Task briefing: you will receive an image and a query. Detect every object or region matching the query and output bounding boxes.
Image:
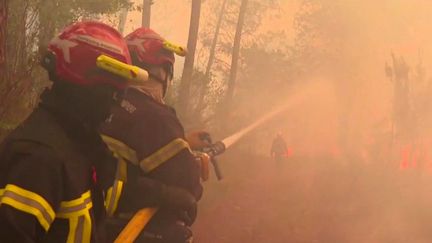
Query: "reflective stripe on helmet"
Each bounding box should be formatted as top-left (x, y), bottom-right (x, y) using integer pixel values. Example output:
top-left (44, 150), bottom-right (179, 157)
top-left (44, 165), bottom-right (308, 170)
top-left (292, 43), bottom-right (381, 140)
top-left (74, 35), bottom-right (124, 55)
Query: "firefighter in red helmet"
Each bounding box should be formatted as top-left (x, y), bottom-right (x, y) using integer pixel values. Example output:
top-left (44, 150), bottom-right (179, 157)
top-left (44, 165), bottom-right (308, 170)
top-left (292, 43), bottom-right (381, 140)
top-left (101, 28), bottom-right (209, 243)
top-left (0, 21), bottom-right (144, 243)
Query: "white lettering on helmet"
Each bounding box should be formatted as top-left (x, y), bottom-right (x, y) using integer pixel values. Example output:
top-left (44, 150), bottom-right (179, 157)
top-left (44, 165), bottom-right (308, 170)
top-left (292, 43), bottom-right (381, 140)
top-left (73, 35), bottom-right (124, 55)
top-left (50, 36), bottom-right (78, 63)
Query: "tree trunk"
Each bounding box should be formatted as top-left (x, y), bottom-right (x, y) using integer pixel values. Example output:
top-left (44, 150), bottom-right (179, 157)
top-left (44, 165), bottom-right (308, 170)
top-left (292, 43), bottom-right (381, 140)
top-left (178, 0), bottom-right (202, 118)
top-left (195, 0), bottom-right (228, 112)
top-left (37, 2), bottom-right (56, 59)
top-left (225, 0), bottom-right (248, 106)
top-left (118, 6), bottom-right (129, 34)
top-left (0, 0), bottom-right (7, 69)
top-left (142, 0), bottom-right (151, 28)
top-left (205, 0), bottom-right (227, 78)
top-left (0, 0), bottom-right (28, 123)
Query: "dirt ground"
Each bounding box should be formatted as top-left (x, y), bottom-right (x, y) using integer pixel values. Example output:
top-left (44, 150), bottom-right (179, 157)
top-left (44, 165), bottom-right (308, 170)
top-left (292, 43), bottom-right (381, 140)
top-left (193, 150), bottom-right (432, 243)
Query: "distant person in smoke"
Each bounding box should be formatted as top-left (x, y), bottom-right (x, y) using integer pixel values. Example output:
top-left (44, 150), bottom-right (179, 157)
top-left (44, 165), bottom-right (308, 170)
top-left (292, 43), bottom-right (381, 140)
top-left (271, 132), bottom-right (289, 163)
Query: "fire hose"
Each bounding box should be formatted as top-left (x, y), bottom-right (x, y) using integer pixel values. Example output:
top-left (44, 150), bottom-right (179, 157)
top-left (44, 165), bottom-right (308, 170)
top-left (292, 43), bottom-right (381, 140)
top-left (115, 102), bottom-right (293, 242)
top-left (113, 140), bottom-right (225, 243)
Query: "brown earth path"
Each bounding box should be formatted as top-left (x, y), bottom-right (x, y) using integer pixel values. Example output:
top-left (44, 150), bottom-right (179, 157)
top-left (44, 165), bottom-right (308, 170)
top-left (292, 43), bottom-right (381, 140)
top-left (193, 151), bottom-right (432, 243)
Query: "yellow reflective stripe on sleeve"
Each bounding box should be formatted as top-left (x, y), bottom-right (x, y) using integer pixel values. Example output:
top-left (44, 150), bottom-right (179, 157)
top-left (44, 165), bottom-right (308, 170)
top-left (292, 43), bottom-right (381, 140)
top-left (64, 214), bottom-right (91, 243)
top-left (57, 191), bottom-right (93, 243)
top-left (57, 190), bottom-right (92, 217)
top-left (105, 157), bottom-right (127, 217)
top-left (140, 138), bottom-right (191, 173)
top-left (101, 135), bottom-right (138, 164)
top-left (0, 184), bottom-right (55, 231)
top-left (67, 216), bottom-right (79, 243)
top-left (115, 158), bottom-right (128, 182)
top-left (82, 213), bottom-right (92, 243)
top-left (105, 180), bottom-right (124, 217)
top-left (105, 186), bottom-right (113, 212)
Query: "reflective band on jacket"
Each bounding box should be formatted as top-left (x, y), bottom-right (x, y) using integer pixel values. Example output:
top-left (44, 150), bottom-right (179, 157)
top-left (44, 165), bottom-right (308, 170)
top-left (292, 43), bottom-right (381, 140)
top-left (101, 135), bottom-right (138, 164)
top-left (140, 138), bottom-right (191, 173)
top-left (105, 179), bottom-right (124, 217)
top-left (0, 184), bottom-right (56, 231)
top-left (105, 156), bottom-right (127, 217)
top-left (101, 135), bottom-right (130, 216)
top-left (102, 135), bottom-right (191, 173)
top-left (57, 191), bottom-right (93, 243)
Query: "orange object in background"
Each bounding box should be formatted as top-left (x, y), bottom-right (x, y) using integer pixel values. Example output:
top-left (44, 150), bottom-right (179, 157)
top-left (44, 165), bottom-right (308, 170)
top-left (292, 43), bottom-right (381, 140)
top-left (284, 147), bottom-right (293, 157)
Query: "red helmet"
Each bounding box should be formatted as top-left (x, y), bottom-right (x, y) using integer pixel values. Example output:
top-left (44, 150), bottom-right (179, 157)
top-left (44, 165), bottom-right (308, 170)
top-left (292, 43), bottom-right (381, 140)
top-left (43, 21), bottom-right (132, 90)
top-left (125, 28), bottom-right (175, 66)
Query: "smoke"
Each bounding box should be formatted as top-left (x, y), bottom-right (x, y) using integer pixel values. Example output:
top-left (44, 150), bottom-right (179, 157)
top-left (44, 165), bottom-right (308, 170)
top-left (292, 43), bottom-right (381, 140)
top-left (227, 0), bottom-right (432, 164)
top-left (109, 0), bottom-right (432, 241)
top-left (194, 1), bottom-right (432, 242)
top-left (221, 80), bottom-right (331, 148)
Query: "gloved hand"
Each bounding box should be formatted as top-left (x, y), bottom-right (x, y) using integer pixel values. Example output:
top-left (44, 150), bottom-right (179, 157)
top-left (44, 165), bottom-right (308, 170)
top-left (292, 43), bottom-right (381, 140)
top-left (158, 184), bottom-right (198, 225)
top-left (185, 130), bottom-right (211, 150)
top-left (158, 185), bottom-right (196, 210)
top-left (177, 205), bottom-right (197, 226)
top-left (194, 152), bottom-right (210, 181)
top-left (135, 177), bottom-right (198, 225)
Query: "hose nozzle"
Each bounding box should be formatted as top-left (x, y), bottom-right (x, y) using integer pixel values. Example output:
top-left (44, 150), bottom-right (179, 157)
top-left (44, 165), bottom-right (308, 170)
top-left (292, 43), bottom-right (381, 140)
top-left (201, 141), bottom-right (225, 180)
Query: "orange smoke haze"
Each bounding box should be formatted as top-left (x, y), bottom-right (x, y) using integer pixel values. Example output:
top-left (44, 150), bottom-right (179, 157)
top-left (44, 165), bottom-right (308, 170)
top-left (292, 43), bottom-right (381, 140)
top-left (105, 1), bottom-right (432, 242)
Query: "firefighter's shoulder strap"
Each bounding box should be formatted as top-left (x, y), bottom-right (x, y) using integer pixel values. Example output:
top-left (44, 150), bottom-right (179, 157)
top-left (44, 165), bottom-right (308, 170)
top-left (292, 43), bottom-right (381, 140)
top-left (139, 138), bottom-right (191, 173)
top-left (101, 134), bottom-right (191, 174)
top-left (105, 157), bottom-right (127, 217)
top-left (101, 135), bottom-right (138, 165)
top-left (102, 135), bottom-right (191, 241)
top-left (113, 138), bottom-right (191, 242)
top-left (100, 135), bottom-right (132, 216)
